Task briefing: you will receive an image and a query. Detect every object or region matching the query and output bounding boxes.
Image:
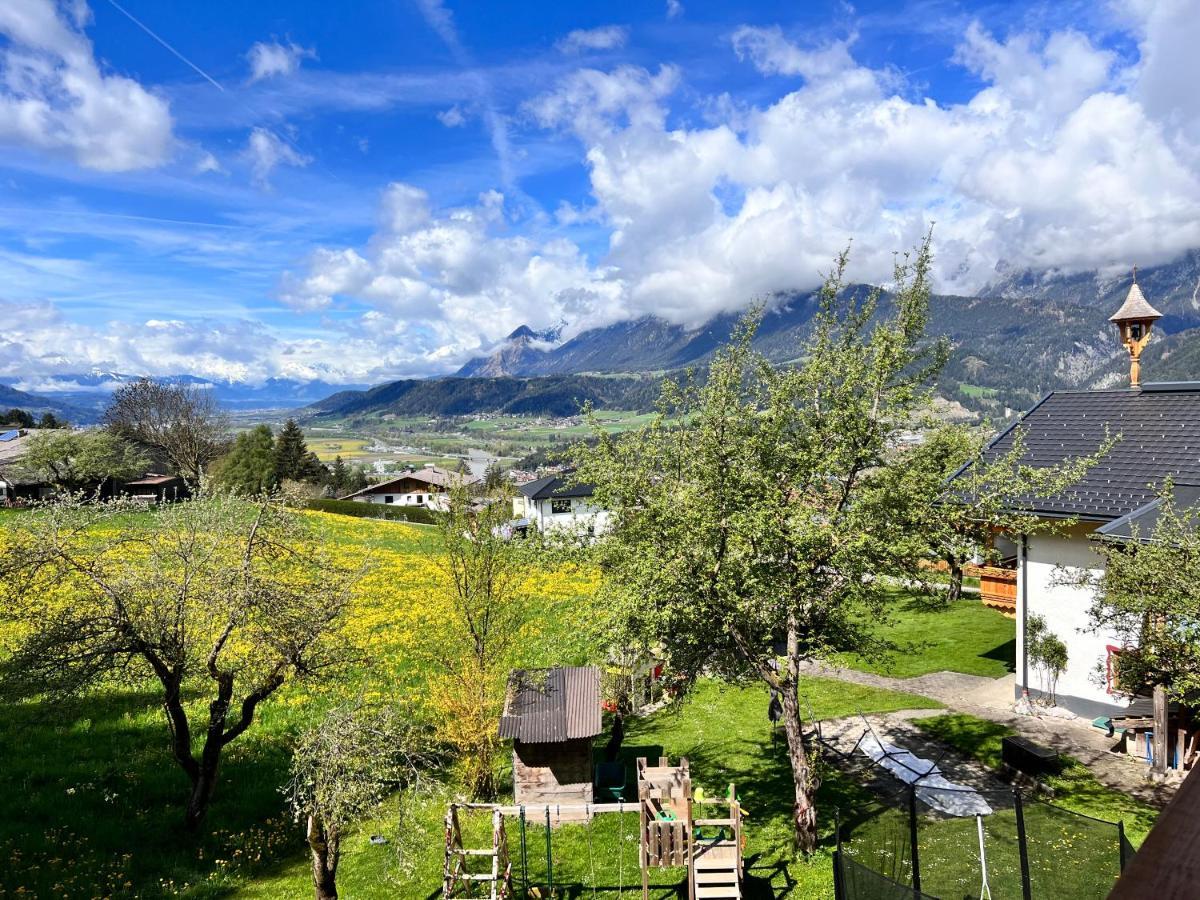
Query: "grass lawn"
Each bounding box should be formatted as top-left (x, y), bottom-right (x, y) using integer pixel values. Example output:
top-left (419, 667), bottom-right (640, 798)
top-left (837, 595), bottom-right (1016, 679)
top-left (235, 677), bottom-right (945, 899)
top-left (305, 436), bottom-right (371, 461)
top-left (0, 672), bottom-right (941, 899)
top-left (914, 714), bottom-right (1158, 843)
top-left (959, 383), bottom-right (999, 399)
top-left (1, 509), bottom-right (1128, 900)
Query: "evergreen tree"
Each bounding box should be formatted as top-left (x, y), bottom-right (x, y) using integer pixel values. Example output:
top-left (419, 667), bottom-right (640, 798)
top-left (38, 412), bottom-right (64, 429)
top-left (346, 465), bottom-right (369, 493)
top-left (273, 419), bottom-right (327, 483)
top-left (273, 419), bottom-right (309, 481)
top-left (3, 409), bottom-right (33, 428)
top-left (329, 456), bottom-right (349, 494)
top-left (213, 425), bottom-right (277, 495)
top-left (484, 459), bottom-right (504, 490)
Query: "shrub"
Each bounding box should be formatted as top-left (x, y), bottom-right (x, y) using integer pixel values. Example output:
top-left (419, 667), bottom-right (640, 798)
top-left (305, 497), bottom-right (441, 524)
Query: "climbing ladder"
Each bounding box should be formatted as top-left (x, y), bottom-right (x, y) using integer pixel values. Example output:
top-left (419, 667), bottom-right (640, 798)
top-left (637, 756), bottom-right (743, 900)
top-left (443, 805), bottom-right (512, 900)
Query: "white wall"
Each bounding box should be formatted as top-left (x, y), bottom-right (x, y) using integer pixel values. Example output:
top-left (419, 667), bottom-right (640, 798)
top-left (355, 489), bottom-right (447, 510)
top-left (1019, 526), bottom-right (1131, 717)
top-left (510, 493), bottom-right (612, 537)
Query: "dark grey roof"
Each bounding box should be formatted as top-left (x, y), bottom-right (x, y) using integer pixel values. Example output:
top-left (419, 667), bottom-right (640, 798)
top-left (498, 666), bottom-right (602, 743)
top-left (965, 384), bottom-right (1200, 520)
top-left (518, 475), bottom-right (595, 500)
top-left (1095, 483), bottom-right (1200, 541)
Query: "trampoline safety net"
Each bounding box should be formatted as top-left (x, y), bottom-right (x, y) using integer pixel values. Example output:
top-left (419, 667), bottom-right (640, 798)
top-left (835, 788), bottom-right (1134, 900)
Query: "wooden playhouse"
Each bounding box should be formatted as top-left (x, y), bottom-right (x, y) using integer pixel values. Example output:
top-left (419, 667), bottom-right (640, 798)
top-left (498, 666), bottom-right (603, 823)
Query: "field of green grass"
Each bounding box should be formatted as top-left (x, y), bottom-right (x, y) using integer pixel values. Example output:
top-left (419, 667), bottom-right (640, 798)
top-left (959, 383), bottom-right (1000, 399)
top-left (0, 511), bottom-right (1147, 899)
top-left (306, 435), bottom-right (371, 461)
top-left (837, 595), bottom-right (1016, 678)
top-left (312, 410), bottom-right (660, 464)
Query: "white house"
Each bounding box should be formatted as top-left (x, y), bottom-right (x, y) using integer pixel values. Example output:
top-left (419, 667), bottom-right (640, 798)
top-left (341, 464), bottom-right (478, 511)
top-left (512, 475), bottom-right (610, 537)
top-left (957, 278), bottom-right (1200, 721)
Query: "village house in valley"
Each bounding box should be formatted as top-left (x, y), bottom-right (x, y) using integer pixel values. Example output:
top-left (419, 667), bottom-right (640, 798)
top-left (512, 474), bottom-right (610, 536)
top-left (957, 277), bottom-right (1199, 764)
top-left (341, 463), bottom-right (479, 510)
top-left (0, 428), bottom-right (188, 504)
top-left (0, 429), bottom-right (53, 502)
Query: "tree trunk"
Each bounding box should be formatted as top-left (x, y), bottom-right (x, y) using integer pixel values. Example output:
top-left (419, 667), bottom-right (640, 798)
top-left (185, 686), bottom-right (232, 830)
top-left (780, 676), bottom-right (819, 853)
top-left (946, 556), bottom-right (964, 604)
top-left (184, 764), bottom-right (220, 831)
top-left (307, 815), bottom-right (340, 900)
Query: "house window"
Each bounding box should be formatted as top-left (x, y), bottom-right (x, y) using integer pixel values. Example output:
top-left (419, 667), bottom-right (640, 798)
top-left (384, 496), bottom-right (394, 504)
top-left (1105, 645), bottom-right (1124, 694)
top-left (416, 494), bottom-right (424, 504)
top-left (551, 498), bottom-right (571, 514)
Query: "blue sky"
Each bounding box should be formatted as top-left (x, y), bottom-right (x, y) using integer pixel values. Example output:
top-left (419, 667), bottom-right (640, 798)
top-left (0, 0), bottom-right (1197, 385)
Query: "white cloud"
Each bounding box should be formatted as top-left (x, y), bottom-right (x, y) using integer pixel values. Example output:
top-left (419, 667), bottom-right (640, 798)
top-left (246, 39), bottom-right (316, 82)
top-left (0, 0), bottom-right (174, 171)
top-left (556, 25), bottom-right (629, 55)
top-left (242, 127), bottom-right (311, 187)
top-left (11, 9), bottom-right (1200, 385)
top-left (438, 105), bottom-right (467, 127)
top-left (277, 13), bottom-right (1200, 371)
top-left (279, 185), bottom-right (626, 366)
top-left (195, 151), bottom-right (222, 174)
top-left (666, 0), bottom-right (683, 19)
top-left (730, 25), bottom-right (856, 80)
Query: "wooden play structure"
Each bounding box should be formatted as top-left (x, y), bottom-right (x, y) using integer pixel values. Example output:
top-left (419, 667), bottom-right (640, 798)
top-left (1111, 710), bottom-right (1199, 772)
top-left (441, 756), bottom-right (744, 899)
top-left (444, 805), bottom-right (513, 900)
top-left (498, 666), bottom-right (604, 823)
top-left (637, 756), bottom-right (743, 900)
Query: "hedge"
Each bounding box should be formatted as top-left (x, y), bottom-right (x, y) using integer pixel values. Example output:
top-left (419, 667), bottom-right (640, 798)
top-left (305, 497), bottom-right (442, 525)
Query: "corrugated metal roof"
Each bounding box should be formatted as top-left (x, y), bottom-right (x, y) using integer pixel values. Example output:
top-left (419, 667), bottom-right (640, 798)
top-left (960, 386), bottom-right (1200, 520)
top-left (498, 666), bottom-right (602, 743)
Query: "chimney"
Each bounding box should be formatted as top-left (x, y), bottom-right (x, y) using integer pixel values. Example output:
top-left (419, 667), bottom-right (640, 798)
top-left (1109, 268), bottom-right (1162, 388)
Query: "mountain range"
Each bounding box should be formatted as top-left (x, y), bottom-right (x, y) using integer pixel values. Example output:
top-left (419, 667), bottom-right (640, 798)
top-left (7, 253), bottom-right (1200, 425)
top-left (437, 251), bottom-right (1200, 419)
top-left (0, 373), bottom-right (371, 422)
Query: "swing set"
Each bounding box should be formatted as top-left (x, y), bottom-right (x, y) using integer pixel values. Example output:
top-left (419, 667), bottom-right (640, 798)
top-left (443, 756), bottom-right (746, 900)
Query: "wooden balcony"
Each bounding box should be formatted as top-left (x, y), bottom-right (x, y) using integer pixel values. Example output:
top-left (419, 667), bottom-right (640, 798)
top-left (964, 563), bottom-right (1017, 616)
top-left (1108, 766), bottom-right (1198, 898)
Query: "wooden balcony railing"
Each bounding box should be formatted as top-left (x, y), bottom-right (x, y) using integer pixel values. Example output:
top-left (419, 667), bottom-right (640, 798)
top-left (964, 563), bottom-right (1017, 616)
top-left (1108, 766), bottom-right (1199, 898)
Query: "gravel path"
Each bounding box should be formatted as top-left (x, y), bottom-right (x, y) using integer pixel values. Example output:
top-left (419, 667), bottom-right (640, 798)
top-left (802, 661), bottom-right (1181, 809)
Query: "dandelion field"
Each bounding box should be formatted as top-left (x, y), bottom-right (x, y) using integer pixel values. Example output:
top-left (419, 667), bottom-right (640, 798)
top-left (0, 510), bottom-right (600, 898)
top-left (0, 510), bottom-right (1155, 898)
